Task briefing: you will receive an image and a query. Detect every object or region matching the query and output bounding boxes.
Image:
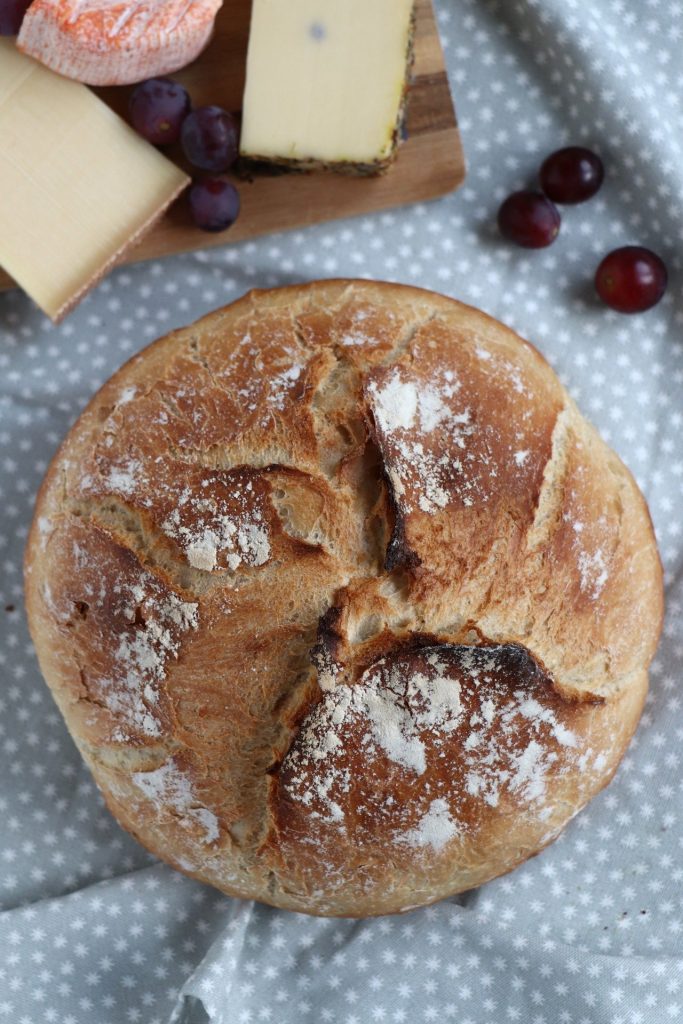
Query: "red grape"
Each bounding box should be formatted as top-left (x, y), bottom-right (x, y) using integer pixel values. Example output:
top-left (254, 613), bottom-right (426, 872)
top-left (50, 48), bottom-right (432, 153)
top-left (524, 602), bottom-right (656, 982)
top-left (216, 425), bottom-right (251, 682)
top-left (595, 246), bottom-right (667, 314)
top-left (129, 78), bottom-right (191, 146)
top-left (181, 107), bottom-right (239, 173)
top-left (189, 178), bottom-right (240, 232)
top-left (0, 0), bottom-right (31, 34)
top-left (497, 191), bottom-right (561, 248)
top-left (540, 146), bottom-right (604, 204)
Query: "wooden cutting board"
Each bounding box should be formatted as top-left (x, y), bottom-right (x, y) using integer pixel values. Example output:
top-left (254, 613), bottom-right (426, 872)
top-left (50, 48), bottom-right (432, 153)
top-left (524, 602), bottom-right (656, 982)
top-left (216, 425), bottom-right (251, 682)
top-left (0, 0), bottom-right (464, 294)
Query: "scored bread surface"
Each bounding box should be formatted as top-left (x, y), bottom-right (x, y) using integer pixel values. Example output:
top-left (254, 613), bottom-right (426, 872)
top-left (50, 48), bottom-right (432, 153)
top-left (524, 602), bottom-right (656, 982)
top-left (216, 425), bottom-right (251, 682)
top-left (24, 280), bottom-right (663, 917)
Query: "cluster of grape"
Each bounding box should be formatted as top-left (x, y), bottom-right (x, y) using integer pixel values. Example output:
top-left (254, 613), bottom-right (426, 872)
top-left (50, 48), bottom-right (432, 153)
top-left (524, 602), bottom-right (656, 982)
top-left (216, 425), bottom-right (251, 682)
top-left (129, 78), bottom-right (240, 233)
top-left (497, 147), bottom-right (667, 314)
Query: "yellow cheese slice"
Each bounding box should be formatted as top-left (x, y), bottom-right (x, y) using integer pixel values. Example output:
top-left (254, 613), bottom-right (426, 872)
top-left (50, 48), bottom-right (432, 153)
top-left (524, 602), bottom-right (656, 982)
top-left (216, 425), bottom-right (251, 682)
top-left (240, 0), bottom-right (415, 170)
top-left (0, 42), bottom-right (189, 322)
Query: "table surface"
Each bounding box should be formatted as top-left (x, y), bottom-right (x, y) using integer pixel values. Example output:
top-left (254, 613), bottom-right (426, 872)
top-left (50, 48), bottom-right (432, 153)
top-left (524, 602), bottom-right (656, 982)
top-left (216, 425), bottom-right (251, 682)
top-left (2, 1), bottom-right (683, 1022)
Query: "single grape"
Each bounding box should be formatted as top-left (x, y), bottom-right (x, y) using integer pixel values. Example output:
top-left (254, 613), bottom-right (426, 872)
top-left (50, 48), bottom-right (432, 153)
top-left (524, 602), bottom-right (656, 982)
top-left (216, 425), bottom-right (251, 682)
top-left (181, 107), bottom-right (239, 173)
top-left (0, 0), bottom-right (31, 34)
top-left (129, 78), bottom-right (191, 146)
top-left (595, 246), bottom-right (667, 314)
top-left (497, 191), bottom-right (561, 248)
top-left (189, 178), bottom-right (240, 232)
top-left (540, 146), bottom-right (604, 204)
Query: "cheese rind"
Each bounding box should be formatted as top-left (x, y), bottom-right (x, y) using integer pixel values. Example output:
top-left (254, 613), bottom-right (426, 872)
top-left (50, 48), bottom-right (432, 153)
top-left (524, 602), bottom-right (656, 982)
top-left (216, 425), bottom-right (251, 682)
top-left (17, 0), bottom-right (223, 87)
top-left (240, 0), bottom-right (415, 172)
top-left (0, 42), bottom-right (189, 321)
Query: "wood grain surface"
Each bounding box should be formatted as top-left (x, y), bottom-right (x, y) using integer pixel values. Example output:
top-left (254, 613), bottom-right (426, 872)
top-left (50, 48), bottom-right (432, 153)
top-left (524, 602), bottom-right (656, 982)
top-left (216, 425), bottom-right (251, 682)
top-left (0, 0), bottom-right (464, 294)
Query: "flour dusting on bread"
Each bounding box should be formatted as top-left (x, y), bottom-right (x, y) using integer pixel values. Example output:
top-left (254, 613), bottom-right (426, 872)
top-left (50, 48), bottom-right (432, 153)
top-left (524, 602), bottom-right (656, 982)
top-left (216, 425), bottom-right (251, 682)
top-left (280, 643), bottom-right (584, 857)
top-left (108, 576), bottom-right (198, 740)
top-left (132, 759), bottom-right (219, 844)
top-left (161, 484), bottom-right (271, 573)
top-left (577, 544), bottom-right (610, 600)
top-left (106, 459), bottom-right (142, 496)
top-left (367, 366), bottom-right (484, 513)
top-left (396, 798), bottom-right (458, 851)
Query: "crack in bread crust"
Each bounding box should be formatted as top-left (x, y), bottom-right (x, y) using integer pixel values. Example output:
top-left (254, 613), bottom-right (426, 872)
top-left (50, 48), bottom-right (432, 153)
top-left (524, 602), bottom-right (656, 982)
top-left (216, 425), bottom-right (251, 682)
top-left (526, 405), bottom-right (573, 552)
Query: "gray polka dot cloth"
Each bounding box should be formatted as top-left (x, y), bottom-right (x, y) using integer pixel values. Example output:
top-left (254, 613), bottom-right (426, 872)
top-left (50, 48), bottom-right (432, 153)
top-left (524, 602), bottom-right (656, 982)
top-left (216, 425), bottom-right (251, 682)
top-left (2, 1), bottom-right (682, 1021)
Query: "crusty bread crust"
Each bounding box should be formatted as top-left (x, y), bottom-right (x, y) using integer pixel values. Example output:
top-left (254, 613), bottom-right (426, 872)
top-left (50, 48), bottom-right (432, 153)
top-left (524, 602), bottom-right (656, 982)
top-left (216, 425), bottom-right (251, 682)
top-left (24, 280), bottom-right (663, 916)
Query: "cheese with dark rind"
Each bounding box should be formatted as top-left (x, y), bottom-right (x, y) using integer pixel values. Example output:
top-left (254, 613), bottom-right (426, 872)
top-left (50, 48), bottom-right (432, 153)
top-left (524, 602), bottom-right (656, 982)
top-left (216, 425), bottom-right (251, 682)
top-left (240, 0), bottom-right (415, 175)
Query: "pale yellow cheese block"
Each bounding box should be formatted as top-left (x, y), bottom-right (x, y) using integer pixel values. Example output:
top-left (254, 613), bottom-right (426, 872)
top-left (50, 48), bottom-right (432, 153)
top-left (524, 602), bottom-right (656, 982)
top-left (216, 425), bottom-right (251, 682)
top-left (240, 0), bottom-right (415, 169)
top-left (0, 42), bottom-right (189, 321)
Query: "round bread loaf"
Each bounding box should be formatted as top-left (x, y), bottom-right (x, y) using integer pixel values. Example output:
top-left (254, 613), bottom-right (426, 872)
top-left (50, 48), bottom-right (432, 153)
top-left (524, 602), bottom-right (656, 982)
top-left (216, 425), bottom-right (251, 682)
top-left (24, 280), bottom-right (663, 917)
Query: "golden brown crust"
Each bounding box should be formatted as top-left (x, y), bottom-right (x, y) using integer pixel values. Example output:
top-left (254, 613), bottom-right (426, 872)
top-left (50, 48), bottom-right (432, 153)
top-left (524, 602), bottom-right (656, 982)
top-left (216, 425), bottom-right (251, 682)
top-left (24, 280), bottom-right (663, 916)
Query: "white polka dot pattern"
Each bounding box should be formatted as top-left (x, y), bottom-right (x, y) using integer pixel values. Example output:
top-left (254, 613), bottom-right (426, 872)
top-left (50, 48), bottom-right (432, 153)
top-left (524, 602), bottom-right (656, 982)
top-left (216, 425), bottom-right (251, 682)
top-left (2, 1), bottom-right (683, 1021)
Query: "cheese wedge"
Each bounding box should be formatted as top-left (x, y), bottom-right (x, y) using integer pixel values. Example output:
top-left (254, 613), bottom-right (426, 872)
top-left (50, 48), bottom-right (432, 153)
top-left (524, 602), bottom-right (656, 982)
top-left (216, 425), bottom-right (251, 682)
top-left (17, 0), bottom-right (223, 86)
top-left (240, 0), bottom-right (415, 174)
top-left (0, 43), bottom-right (188, 322)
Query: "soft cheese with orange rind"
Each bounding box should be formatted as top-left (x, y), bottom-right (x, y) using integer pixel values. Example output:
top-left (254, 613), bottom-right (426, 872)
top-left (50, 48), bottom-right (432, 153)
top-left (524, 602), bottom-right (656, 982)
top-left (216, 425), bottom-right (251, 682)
top-left (17, 0), bottom-right (222, 86)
